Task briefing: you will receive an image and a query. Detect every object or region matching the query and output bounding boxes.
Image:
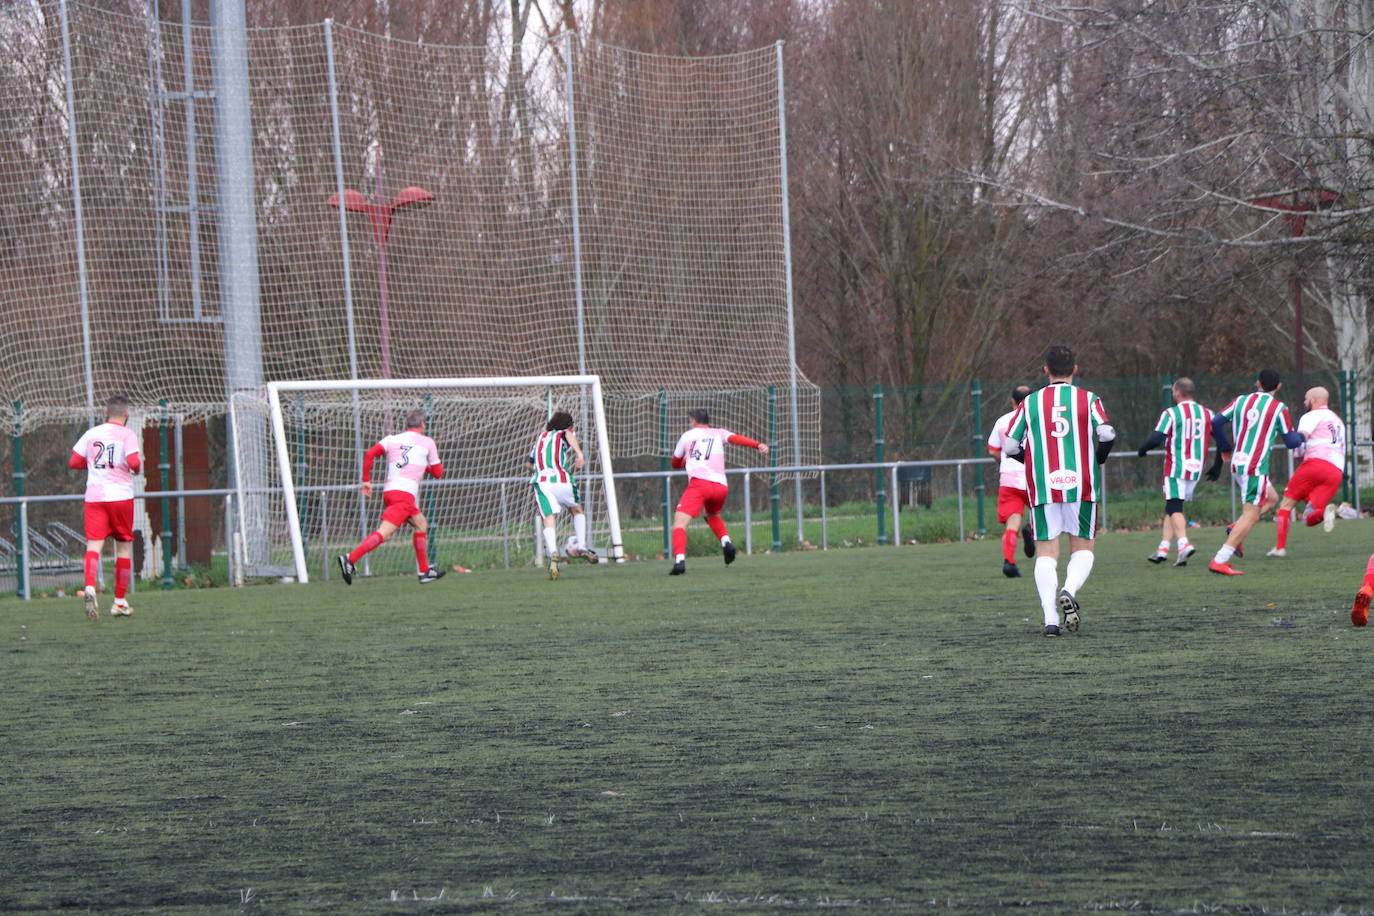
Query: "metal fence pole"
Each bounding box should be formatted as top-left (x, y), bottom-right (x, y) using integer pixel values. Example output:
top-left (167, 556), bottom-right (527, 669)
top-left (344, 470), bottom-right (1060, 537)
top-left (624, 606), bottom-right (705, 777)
top-left (743, 474), bottom-right (753, 555)
top-left (58, 0), bottom-right (95, 419)
top-left (775, 42), bottom-right (804, 543)
top-left (769, 386), bottom-right (781, 551)
top-left (957, 463), bottom-right (965, 542)
top-left (890, 465), bottom-right (900, 546)
top-left (12, 401), bottom-right (24, 598)
top-left (159, 400), bottom-right (173, 588)
top-left (660, 389), bottom-right (670, 556)
top-left (875, 384), bottom-right (886, 545)
top-left (19, 500), bottom-right (31, 601)
top-left (971, 380), bottom-right (985, 535)
top-left (819, 469), bottom-right (828, 550)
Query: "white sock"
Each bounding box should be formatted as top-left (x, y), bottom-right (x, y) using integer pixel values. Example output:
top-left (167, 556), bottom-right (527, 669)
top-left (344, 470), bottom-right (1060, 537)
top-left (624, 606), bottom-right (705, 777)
top-left (1214, 544), bottom-right (1235, 564)
top-left (542, 527), bottom-right (559, 558)
top-left (675, 553), bottom-right (685, 563)
top-left (1177, 536), bottom-right (1190, 550)
top-left (1156, 540), bottom-right (1170, 553)
top-left (1034, 556), bottom-right (1059, 626)
top-left (572, 513), bottom-right (587, 551)
top-left (720, 535), bottom-right (732, 546)
top-left (1063, 549), bottom-right (1094, 595)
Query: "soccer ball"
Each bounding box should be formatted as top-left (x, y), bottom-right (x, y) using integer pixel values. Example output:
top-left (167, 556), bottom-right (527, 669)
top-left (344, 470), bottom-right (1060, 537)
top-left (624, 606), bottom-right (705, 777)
top-left (563, 535), bottom-right (582, 558)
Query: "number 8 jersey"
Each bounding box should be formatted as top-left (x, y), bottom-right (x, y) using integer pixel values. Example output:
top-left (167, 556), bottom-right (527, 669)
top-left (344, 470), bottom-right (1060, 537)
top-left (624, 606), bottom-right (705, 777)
top-left (1007, 383), bottom-right (1111, 506)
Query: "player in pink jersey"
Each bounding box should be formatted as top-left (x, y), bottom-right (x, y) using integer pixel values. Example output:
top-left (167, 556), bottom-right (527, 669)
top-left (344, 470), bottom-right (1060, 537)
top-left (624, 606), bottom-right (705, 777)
top-left (1351, 554), bottom-right (1374, 627)
top-left (986, 384), bottom-right (1035, 578)
top-left (1268, 386), bottom-right (1346, 557)
top-left (337, 409), bottom-right (446, 585)
top-left (667, 408), bottom-right (769, 576)
top-left (69, 394), bottom-right (143, 620)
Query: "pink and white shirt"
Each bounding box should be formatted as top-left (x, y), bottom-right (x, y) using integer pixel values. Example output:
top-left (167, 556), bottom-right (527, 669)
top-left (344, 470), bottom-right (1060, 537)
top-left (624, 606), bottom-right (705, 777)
top-left (987, 409), bottom-right (1027, 491)
top-left (1297, 407), bottom-right (1345, 472)
top-left (378, 430), bottom-right (441, 497)
top-left (72, 422), bottom-right (142, 502)
top-left (673, 426), bottom-right (735, 486)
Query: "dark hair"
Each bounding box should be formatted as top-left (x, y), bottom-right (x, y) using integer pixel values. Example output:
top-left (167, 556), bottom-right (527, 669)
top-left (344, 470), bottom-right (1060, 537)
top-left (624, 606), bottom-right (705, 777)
top-left (546, 411), bottom-right (574, 431)
top-left (405, 409), bottom-right (426, 429)
top-left (689, 408), bottom-right (711, 425)
top-left (105, 394), bottom-right (130, 419)
top-left (1045, 345), bottom-right (1076, 377)
top-left (1257, 368), bottom-right (1281, 392)
top-left (1173, 377), bottom-right (1195, 398)
top-left (1011, 384), bottom-right (1032, 405)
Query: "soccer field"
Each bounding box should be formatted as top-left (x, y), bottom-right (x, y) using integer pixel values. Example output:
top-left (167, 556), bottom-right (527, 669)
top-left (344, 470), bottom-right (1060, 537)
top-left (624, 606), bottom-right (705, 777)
top-left (3, 523), bottom-right (1372, 912)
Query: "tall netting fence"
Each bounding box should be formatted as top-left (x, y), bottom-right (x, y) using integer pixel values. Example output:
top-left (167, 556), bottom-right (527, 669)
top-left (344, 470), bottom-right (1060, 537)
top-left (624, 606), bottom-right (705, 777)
top-left (0, 3), bottom-right (817, 469)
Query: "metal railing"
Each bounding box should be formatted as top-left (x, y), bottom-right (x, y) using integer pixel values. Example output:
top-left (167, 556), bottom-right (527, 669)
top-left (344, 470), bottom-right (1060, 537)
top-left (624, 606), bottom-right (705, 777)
top-left (2, 444), bottom-right (1367, 599)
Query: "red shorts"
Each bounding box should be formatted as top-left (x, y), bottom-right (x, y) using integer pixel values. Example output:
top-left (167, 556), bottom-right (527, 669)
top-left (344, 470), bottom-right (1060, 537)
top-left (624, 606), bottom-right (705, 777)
top-left (381, 490), bottom-right (423, 527)
top-left (675, 478), bottom-right (728, 519)
top-left (1283, 459), bottom-right (1343, 510)
top-left (997, 486), bottom-right (1031, 524)
top-left (84, 499), bottom-right (135, 542)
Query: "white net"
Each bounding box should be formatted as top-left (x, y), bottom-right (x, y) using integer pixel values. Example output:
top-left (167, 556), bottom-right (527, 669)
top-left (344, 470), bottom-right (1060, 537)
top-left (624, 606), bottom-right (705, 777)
top-left (0, 3), bottom-right (817, 471)
top-left (231, 378), bottom-right (619, 581)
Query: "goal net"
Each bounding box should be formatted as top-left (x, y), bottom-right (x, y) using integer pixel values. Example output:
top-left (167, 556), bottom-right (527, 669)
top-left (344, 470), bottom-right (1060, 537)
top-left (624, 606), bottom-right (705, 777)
top-left (230, 376), bottom-right (624, 584)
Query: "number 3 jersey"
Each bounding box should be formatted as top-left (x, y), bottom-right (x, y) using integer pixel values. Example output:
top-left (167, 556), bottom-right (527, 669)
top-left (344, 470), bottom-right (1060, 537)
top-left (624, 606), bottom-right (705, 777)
top-left (1007, 383), bottom-right (1111, 506)
top-left (71, 422), bottom-right (142, 502)
top-left (1153, 400), bottom-right (1213, 481)
top-left (377, 430), bottom-right (440, 496)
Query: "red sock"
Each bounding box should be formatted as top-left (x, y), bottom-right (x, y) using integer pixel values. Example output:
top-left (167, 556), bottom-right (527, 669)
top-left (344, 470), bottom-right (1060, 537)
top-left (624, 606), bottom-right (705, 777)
top-left (1304, 506), bottom-right (1324, 527)
top-left (671, 527), bottom-right (687, 558)
top-left (1362, 553), bottom-right (1374, 590)
top-left (114, 557), bottom-right (131, 600)
top-left (84, 551), bottom-right (100, 589)
top-left (706, 515), bottom-right (729, 541)
top-left (1001, 528), bottom-right (1018, 564)
top-left (1275, 509), bottom-right (1290, 549)
top-left (413, 532), bottom-right (429, 573)
top-left (349, 531), bottom-right (385, 564)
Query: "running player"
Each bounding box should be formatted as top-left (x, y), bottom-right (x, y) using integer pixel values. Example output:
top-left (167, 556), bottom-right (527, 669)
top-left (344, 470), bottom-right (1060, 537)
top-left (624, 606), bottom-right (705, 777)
top-left (667, 409), bottom-right (769, 576)
top-left (1135, 377), bottom-right (1211, 566)
top-left (1350, 554), bottom-right (1372, 627)
top-left (1268, 386), bottom-right (1345, 557)
top-left (986, 384), bottom-right (1035, 578)
top-left (528, 410), bottom-right (598, 580)
top-left (1004, 345), bottom-right (1116, 637)
top-left (337, 409), bottom-right (446, 585)
top-left (69, 395), bottom-right (142, 620)
top-left (1206, 369), bottom-right (1304, 575)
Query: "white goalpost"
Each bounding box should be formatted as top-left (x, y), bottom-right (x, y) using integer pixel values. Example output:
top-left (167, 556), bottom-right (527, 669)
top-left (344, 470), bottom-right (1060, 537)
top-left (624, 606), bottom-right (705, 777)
top-left (231, 375), bottom-right (624, 584)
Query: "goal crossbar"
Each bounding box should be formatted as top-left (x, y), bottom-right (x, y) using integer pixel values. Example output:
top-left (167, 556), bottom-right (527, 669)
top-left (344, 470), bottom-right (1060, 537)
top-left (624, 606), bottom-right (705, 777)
top-left (264, 375), bottom-right (625, 583)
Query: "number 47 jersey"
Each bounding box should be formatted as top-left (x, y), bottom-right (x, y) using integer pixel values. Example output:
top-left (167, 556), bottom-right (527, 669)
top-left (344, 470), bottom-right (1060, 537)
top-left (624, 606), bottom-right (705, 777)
top-left (1006, 383), bottom-right (1111, 506)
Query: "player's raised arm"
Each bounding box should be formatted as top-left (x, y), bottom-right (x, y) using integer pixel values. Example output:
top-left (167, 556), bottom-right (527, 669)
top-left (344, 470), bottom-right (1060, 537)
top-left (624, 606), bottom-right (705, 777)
top-left (726, 433), bottom-right (768, 455)
top-left (565, 429), bottom-right (586, 471)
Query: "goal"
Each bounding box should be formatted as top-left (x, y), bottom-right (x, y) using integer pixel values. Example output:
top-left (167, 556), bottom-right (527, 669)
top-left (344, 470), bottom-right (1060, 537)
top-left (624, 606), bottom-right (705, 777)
top-left (229, 376), bottom-right (625, 584)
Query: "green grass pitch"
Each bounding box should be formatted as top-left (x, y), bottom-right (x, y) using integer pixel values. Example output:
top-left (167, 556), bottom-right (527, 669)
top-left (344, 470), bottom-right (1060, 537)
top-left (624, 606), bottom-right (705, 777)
top-left (3, 522), bottom-right (1372, 912)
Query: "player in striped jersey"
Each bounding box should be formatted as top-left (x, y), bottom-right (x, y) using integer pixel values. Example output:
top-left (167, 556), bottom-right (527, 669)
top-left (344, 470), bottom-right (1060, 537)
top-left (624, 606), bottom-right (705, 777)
top-left (986, 385), bottom-right (1036, 578)
top-left (527, 410), bottom-right (597, 580)
top-left (1267, 387), bottom-right (1346, 557)
top-left (1004, 346), bottom-right (1116, 637)
top-left (337, 409), bottom-right (446, 585)
top-left (1205, 369), bottom-right (1304, 575)
top-left (1134, 378), bottom-right (1211, 566)
top-left (667, 408), bottom-right (769, 576)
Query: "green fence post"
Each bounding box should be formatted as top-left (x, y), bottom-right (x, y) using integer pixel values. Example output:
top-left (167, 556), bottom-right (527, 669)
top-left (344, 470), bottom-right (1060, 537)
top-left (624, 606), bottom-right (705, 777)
top-left (1341, 369), bottom-right (1354, 504)
top-left (875, 383), bottom-right (887, 545)
top-left (660, 389), bottom-right (671, 557)
top-left (971, 380), bottom-right (985, 536)
top-left (423, 392), bottom-right (435, 566)
top-left (12, 401), bottom-right (24, 599)
top-left (159, 400), bottom-right (173, 589)
top-left (769, 386), bottom-right (781, 551)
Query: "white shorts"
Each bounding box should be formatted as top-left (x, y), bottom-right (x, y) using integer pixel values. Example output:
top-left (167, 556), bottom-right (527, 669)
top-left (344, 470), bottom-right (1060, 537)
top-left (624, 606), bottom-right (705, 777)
top-left (1029, 501), bottom-right (1097, 541)
top-left (1162, 477), bottom-right (1198, 501)
top-left (533, 479), bottom-right (580, 516)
